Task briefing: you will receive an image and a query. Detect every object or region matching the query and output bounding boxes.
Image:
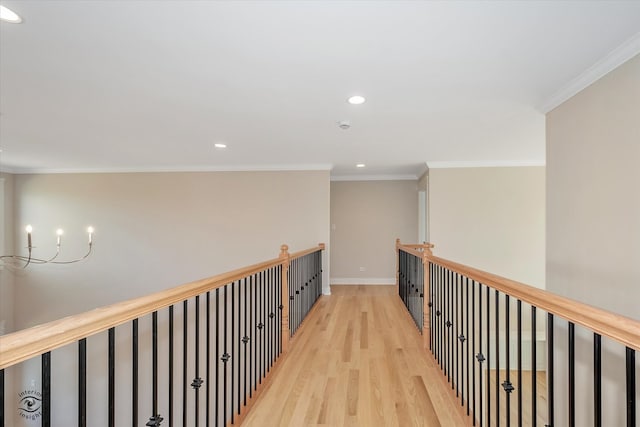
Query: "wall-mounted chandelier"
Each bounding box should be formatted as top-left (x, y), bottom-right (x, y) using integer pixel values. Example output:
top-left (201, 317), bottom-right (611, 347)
top-left (0, 225), bottom-right (94, 269)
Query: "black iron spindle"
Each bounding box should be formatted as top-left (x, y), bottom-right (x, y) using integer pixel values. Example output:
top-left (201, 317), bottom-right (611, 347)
top-left (547, 313), bottom-right (554, 426)
top-left (593, 333), bottom-right (601, 427)
top-left (183, 300), bottom-right (188, 427)
top-left (466, 276), bottom-right (470, 416)
top-left (108, 328), bottom-right (115, 427)
top-left (0, 369), bottom-right (4, 427)
top-left (231, 282), bottom-right (235, 424)
top-left (79, 339), bottom-right (87, 427)
top-left (132, 320), bottom-right (138, 427)
top-left (169, 305), bottom-right (174, 427)
top-left (206, 292), bottom-right (211, 427)
top-left (626, 347), bottom-right (636, 427)
top-left (148, 311), bottom-right (161, 427)
top-left (486, 285), bottom-right (491, 427)
top-left (456, 272), bottom-right (460, 397)
top-left (478, 282), bottom-right (483, 427)
top-left (531, 306), bottom-right (537, 427)
top-left (223, 286), bottom-right (228, 425)
top-left (243, 277), bottom-right (248, 408)
top-left (215, 289), bottom-right (220, 427)
top-left (495, 290), bottom-right (500, 427)
top-left (194, 295), bottom-right (201, 426)
top-left (568, 321), bottom-right (575, 427)
top-left (504, 296), bottom-right (512, 427)
top-left (517, 300), bottom-right (522, 427)
top-left (472, 279), bottom-right (477, 427)
top-left (42, 351), bottom-right (51, 427)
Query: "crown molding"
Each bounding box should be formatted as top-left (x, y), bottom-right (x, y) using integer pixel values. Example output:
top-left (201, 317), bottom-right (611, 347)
top-left (330, 174), bottom-right (418, 182)
top-left (1, 164), bottom-right (334, 175)
top-left (540, 31), bottom-right (640, 113)
top-left (427, 160), bottom-right (545, 169)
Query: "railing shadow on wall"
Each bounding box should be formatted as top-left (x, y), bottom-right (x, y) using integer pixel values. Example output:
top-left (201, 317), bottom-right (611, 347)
top-left (0, 243), bottom-right (324, 427)
top-left (396, 239), bottom-right (639, 427)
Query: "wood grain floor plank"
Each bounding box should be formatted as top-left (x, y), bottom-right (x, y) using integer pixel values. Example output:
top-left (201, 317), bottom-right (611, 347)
top-left (241, 285), bottom-right (470, 427)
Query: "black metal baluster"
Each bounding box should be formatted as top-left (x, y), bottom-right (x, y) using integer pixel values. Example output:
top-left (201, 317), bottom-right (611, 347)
top-left (495, 290), bottom-right (500, 427)
top-left (222, 286), bottom-right (229, 425)
top-left (231, 283), bottom-right (235, 424)
top-left (447, 269), bottom-right (452, 384)
top-left (250, 274), bottom-right (255, 396)
top-left (547, 313), bottom-right (554, 426)
top-left (42, 351), bottom-right (51, 427)
top-left (215, 289), bottom-right (220, 427)
top-left (243, 277), bottom-right (248, 408)
top-left (108, 328), bottom-right (115, 427)
top-left (132, 319), bottom-right (138, 427)
top-left (429, 263), bottom-right (434, 352)
top-left (268, 268), bottom-right (273, 371)
top-left (456, 272), bottom-right (460, 397)
top-left (147, 311), bottom-right (162, 427)
top-left (0, 369), bottom-right (4, 427)
top-left (472, 279), bottom-right (477, 426)
top-left (194, 295), bottom-right (201, 427)
top-left (183, 300), bottom-right (188, 427)
top-left (593, 333), bottom-right (601, 427)
top-left (79, 339), bottom-right (87, 427)
top-left (531, 306), bottom-right (537, 427)
top-left (258, 272), bottom-right (263, 384)
top-left (568, 322), bottom-right (575, 427)
top-left (263, 270), bottom-right (267, 379)
top-left (486, 285), bottom-right (491, 427)
top-left (478, 282), bottom-right (483, 427)
top-left (236, 281), bottom-right (241, 416)
top-left (626, 347), bottom-right (636, 427)
top-left (169, 305), bottom-right (174, 427)
top-left (517, 301), bottom-right (522, 427)
top-left (206, 292), bottom-right (211, 427)
top-left (503, 296), bottom-right (512, 427)
top-left (466, 276), bottom-right (470, 416)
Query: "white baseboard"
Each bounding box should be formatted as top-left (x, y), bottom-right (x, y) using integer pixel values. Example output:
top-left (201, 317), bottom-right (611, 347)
top-left (330, 277), bottom-right (396, 285)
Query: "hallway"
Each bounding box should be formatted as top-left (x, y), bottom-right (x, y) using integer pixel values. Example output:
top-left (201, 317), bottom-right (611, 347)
top-left (242, 285), bottom-right (469, 426)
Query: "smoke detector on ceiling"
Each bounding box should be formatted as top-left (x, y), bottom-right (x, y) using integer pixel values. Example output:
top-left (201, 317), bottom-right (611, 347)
top-left (338, 120), bottom-right (351, 130)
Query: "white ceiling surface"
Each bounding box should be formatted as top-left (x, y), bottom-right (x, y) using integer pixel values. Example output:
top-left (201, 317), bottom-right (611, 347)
top-left (1, 1), bottom-right (640, 178)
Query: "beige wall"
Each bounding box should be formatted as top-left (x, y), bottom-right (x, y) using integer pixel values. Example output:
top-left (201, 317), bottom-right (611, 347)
top-left (547, 54), bottom-right (640, 318)
top-left (330, 180), bottom-right (418, 283)
top-left (429, 166), bottom-right (546, 288)
top-left (0, 173), bottom-right (15, 335)
top-left (547, 55), bottom-right (640, 426)
top-left (11, 170), bottom-right (330, 330)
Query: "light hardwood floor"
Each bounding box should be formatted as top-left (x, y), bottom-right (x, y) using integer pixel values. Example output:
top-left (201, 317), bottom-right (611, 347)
top-left (241, 285), bottom-right (470, 427)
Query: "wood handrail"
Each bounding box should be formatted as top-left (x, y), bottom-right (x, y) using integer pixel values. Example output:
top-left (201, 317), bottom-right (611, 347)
top-left (398, 246), bottom-right (425, 259)
top-left (0, 245), bottom-right (325, 369)
top-left (290, 243), bottom-right (325, 261)
top-left (425, 254), bottom-right (640, 352)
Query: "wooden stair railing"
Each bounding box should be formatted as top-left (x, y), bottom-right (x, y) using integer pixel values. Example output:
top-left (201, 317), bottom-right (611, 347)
top-left (0, 243), bottom-right (324, 426)
top-left (397, 239), bottom-right (639, 427)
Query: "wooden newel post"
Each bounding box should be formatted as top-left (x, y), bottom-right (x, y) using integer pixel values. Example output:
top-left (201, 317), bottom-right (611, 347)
top-left (422, 243), bottom-right (433, 349)
top-left (395, 238), bottom-right (401, 289)
top-left (280, 244), bottom-right (291, 353)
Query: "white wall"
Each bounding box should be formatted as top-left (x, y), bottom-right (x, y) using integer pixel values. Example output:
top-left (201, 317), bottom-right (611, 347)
top-left (429, 166), bottom-right (546, 288)
top-left (330, 180), bottom-right (418, 284)
top-left (547, 54), bottom-right (640, 426)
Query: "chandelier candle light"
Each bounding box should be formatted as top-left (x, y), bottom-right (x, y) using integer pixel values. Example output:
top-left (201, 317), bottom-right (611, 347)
top-left (0, 225), bottom-right (95, 269)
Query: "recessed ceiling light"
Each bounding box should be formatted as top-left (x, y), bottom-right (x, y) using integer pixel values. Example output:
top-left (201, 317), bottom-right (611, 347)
top-left (214, 143), bottom-right (227, 149)
top-left (347, 95), bottom-right (366, 105)
top-left (0, 5), bottom-right (23, 23)
top-left (356, 163), bottom-right (366, 168)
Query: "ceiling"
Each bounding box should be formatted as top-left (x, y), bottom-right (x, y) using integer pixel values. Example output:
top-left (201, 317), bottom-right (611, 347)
top-left (1, 1), bottom-right (639, 179)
